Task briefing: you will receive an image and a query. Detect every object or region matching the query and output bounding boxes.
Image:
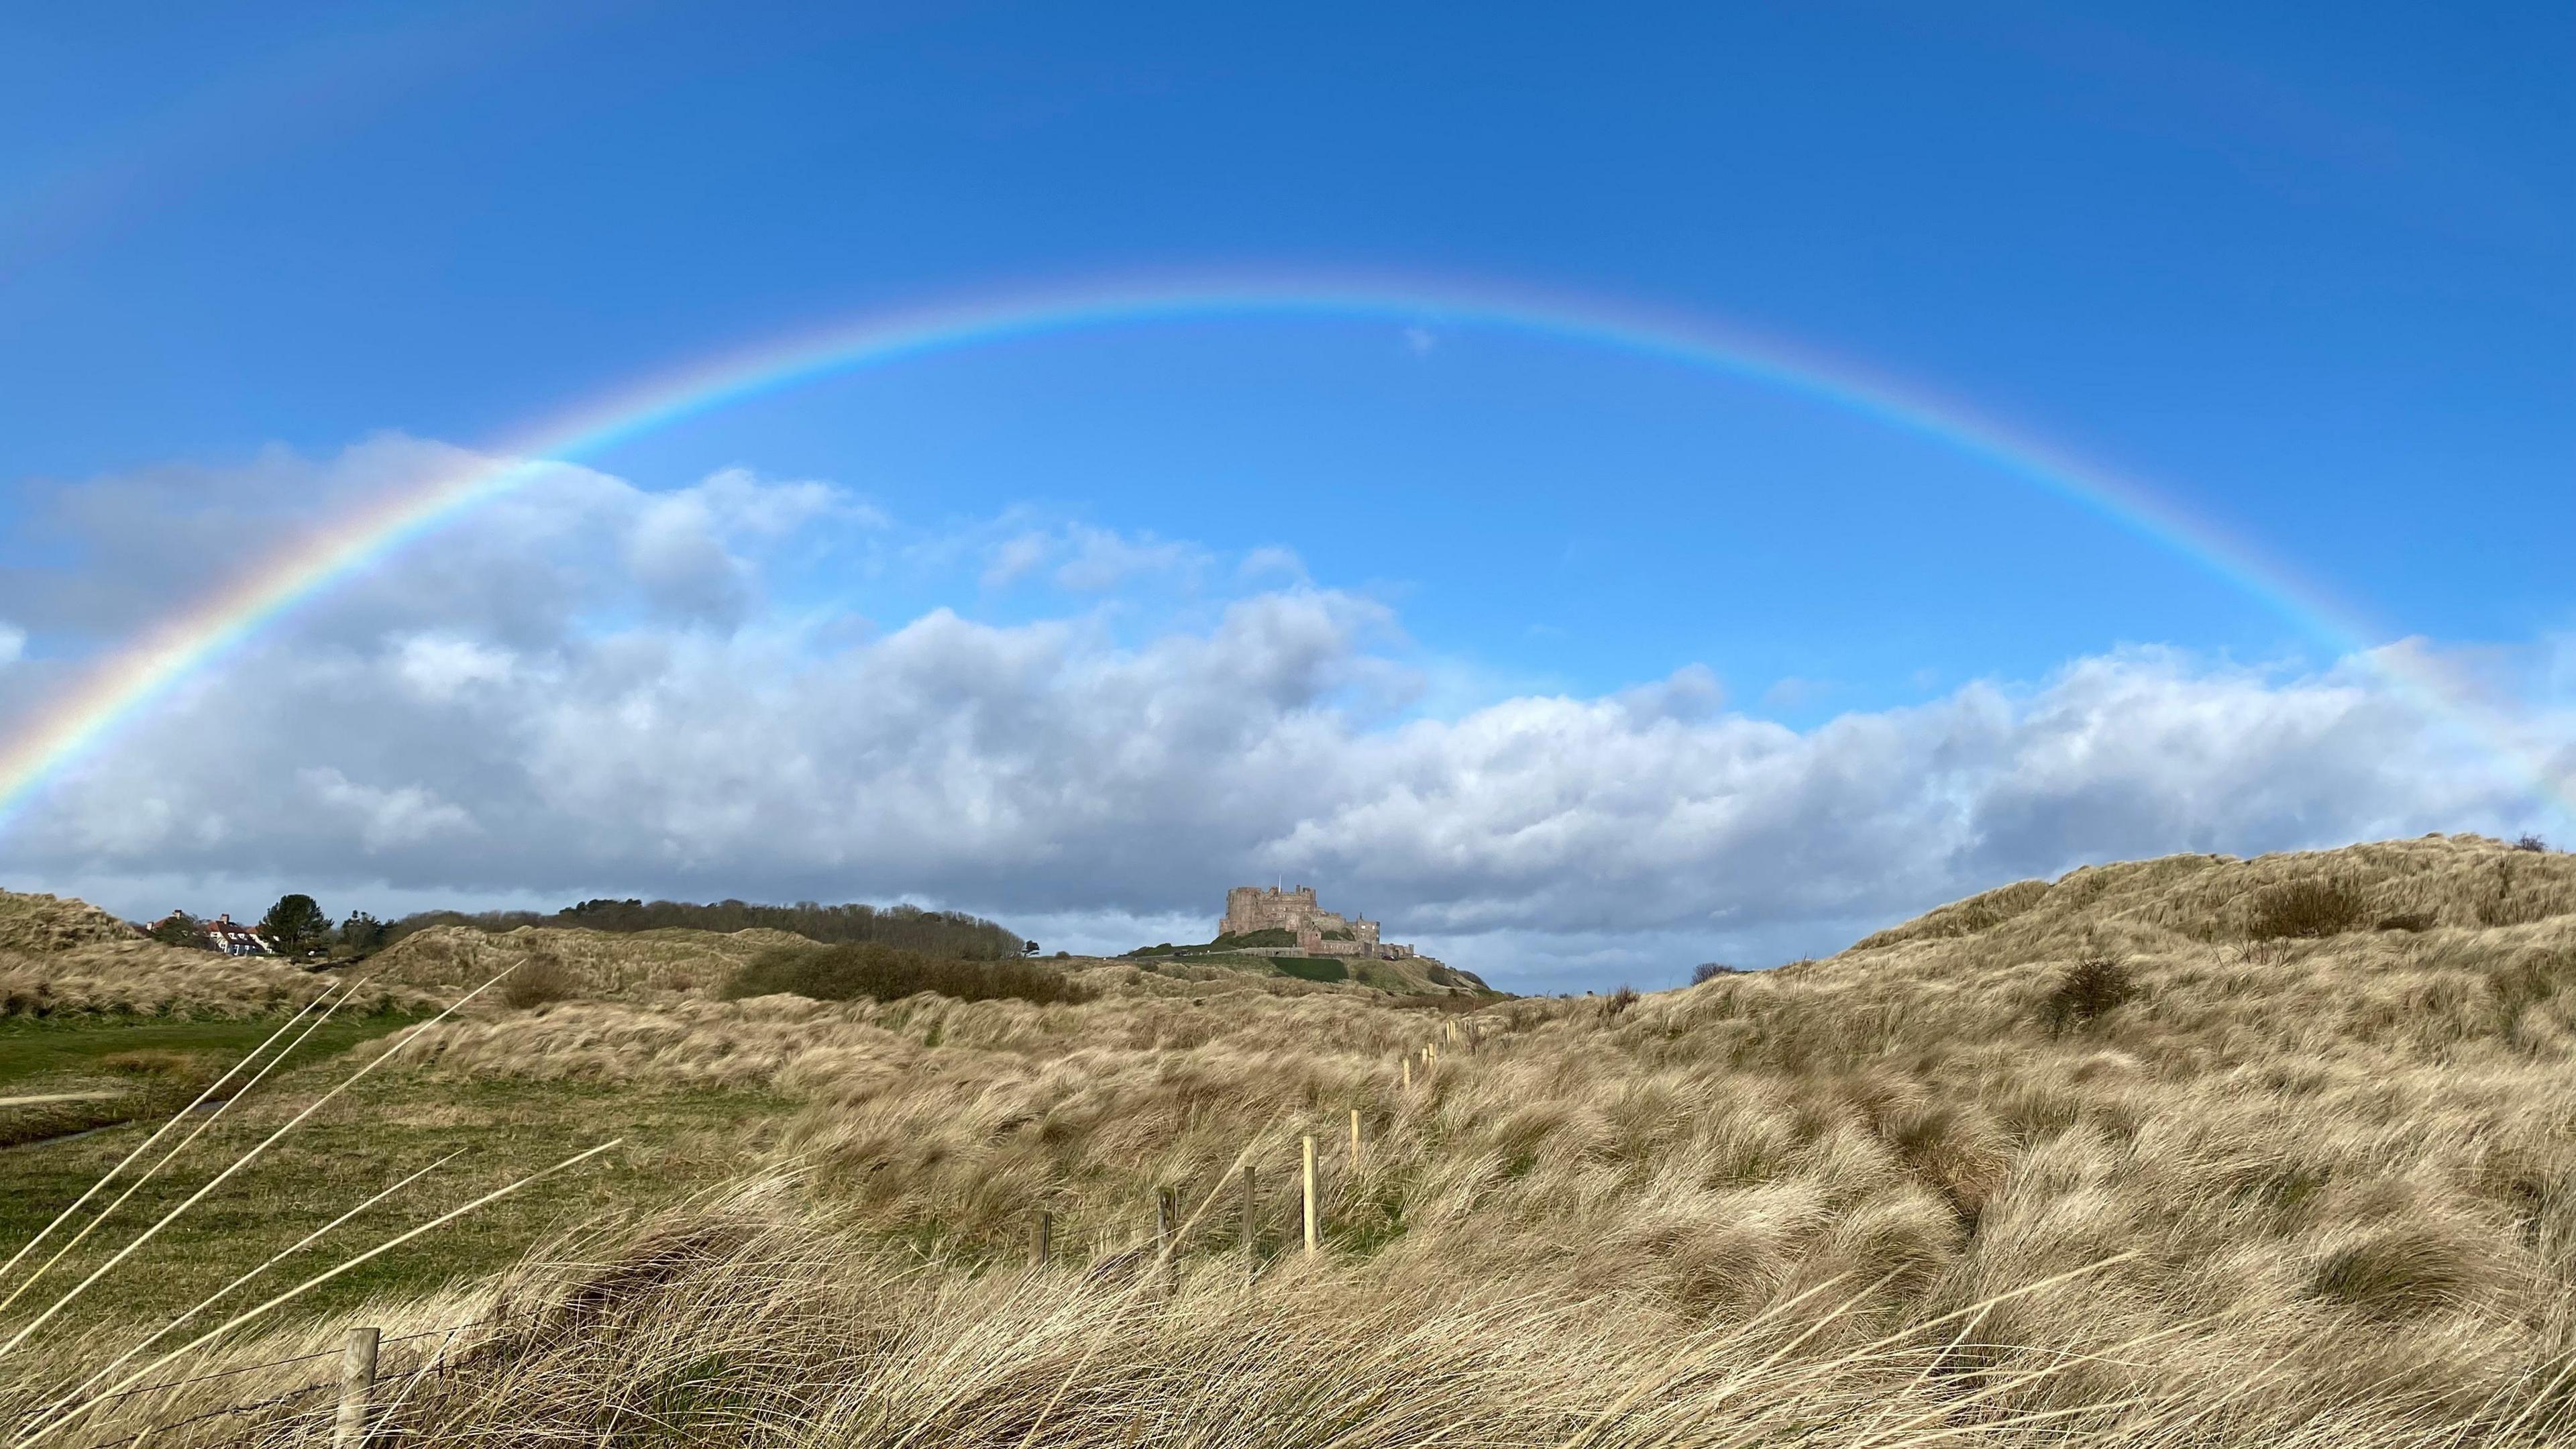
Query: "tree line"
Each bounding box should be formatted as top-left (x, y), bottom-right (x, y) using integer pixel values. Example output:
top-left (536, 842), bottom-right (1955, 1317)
top-left (147, 895), bottom-right (1030, 962)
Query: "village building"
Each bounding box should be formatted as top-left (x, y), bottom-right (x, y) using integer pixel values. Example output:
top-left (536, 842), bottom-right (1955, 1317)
top-left (149, 912), bottom-right (275, 957)
top-left (1221, 885), bottom-right (1417, 961)
top-left (205, 915), bottom-right (274, 955)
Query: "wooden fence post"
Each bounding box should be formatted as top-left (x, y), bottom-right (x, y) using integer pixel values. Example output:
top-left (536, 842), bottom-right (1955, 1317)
top-left (1401, 1057), bottom-right (1412, 1089)
top-left (1034, 1210), bottom-right (1052, 1269)
top-left (333, 1326), bottom-right (378, 1449)
top-left (1301, 1134), bottom-right (1319, 1258)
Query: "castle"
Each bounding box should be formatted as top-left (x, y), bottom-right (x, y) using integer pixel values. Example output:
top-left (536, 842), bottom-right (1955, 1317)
top-left (1222, 885), bottom-right (1417, 960)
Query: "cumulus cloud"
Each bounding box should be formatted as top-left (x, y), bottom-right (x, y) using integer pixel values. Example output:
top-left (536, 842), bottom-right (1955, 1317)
top-left (299, 767), bottom-right (478, 850)
top-left (1238, 547), bottom-right (1307, 584)
top-left (0, 435), bottom-right (868, 648)
top-left (979, 523), bottom-right (1211, 592)
top-left (975, 533), bottom-right (1044, 589)
top-left (1053, 525), bottom-right (1208, 592)
top-left (394, 635), bottom-right (516, 700)
top-left (2, 439), bottom-right (2568, 991)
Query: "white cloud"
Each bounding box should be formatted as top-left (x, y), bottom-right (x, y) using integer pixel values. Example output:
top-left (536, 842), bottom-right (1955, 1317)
top-left (394, 635), bottom-right (516, 700)
top-left (3, 440), bottom-right (2569, 992)
top-left (979, 523), bottom-right (1211, 592)
top-left (981, 531), bottom-right (1052, 588)
top-left (299, 767), bottom-right (478, 850)
top-left (0, 623), bottom-right (22, 667)
top-left (1239, 547), bottom-right (1308, 584)
top-left (1053, 525), bottom-right (1207, 591)
top-left (0, 436), bottom-right (873, 647)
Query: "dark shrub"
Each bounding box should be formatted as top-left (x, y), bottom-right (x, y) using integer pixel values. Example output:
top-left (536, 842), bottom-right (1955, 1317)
top-left (502, 952), bottom-right (577, 1009)
top-left (2248, 878), bottom-right (2368, 940)
top-left (2375, 912), bottom-right (2435, 933)
top-left (2045, 957), bottom-right (2137, 1032)
top-left (1690, 962), bottom-right (1739, 985)
top-left (146, 913), bottom-right (211, 951)
top-left (1605, 984), bottom-right (1641, 1016)
top-left (2514, 834), bottom-right (2549, 853)
top-left (724, 943), bottom-right (1095, 1007)
top-left (1272, 957), bottom-right (1349, 983)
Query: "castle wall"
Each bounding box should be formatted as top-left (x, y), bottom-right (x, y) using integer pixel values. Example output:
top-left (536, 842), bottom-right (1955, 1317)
top-left (1222, 883), bottom-right (1415, 960)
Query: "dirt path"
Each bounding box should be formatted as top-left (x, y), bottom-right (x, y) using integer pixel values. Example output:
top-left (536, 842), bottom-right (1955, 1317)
top-left (0, 1091), bottom-right (125, 1109)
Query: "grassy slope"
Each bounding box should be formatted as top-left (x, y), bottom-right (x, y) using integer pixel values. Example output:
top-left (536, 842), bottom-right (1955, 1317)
top-left (7, 835), bottom-right (2576, 1446)
top-left (0, 892), bottom-right (136, 954)
top-left (360, 922), bottom-right (812, 998)
top-left (1111, 949), bottom-right (1493, 997)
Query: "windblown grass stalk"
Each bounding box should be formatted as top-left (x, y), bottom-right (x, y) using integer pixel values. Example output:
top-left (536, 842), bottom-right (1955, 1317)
top-left (1, 968), bottom-right (512, 1356)
top-left (0, 987), bottom-right (341, 1308)
top-left (216, 1179), bottom-right (2565, 1448)
top-left (16, 1138), bottom-right (623, 1449)
top-left (26, 1150), bottom-right (463, 1426)
top-left (0, 985), bottom-right (374, 1335)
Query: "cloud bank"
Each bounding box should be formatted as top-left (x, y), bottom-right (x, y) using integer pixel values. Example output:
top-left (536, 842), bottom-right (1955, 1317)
top-left (2, 438), bottom-right (2564, 991)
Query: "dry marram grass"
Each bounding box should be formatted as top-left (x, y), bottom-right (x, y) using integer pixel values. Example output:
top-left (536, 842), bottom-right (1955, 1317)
top-left (7, 833), bottom-right (2576, 1446)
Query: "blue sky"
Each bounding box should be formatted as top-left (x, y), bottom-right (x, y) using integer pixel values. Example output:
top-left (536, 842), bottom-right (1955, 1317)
top-left (1, 1), bottom-right (2568, 989)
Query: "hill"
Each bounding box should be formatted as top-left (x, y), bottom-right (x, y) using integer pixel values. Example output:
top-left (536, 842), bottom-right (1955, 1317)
top-left (361, 918), bottom-right (1495, 1008)
top-left (0, 890), bottom-right (137, 953)
top-left (385, 897), bottom-right (1026, 958)
top-left (8, 835), bottom-right (2576, 1448)
top-left (1845, 832), bottom-right (2575, 953)
top-left (0, 888), bottom-right (428, 1020)
top-left (1116, 941), bottom-right (1493, 997)
top-left (362, 922), bottom-right (816, 1000)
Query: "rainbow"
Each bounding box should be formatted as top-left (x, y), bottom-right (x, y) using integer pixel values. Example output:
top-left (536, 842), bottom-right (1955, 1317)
top-left (1, 270), bottom-right (2563, 825)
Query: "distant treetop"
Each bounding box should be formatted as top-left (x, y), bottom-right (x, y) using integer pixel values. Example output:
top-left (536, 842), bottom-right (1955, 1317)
top-left (386, 896), bottom-right (1024, 959)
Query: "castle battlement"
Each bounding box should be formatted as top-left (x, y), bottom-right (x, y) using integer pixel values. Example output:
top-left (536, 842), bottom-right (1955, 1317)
top-left (1221, 885), bottom-right (1414, 960)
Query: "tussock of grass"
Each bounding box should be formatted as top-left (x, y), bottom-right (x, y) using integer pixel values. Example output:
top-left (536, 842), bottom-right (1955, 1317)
top-left (2043, 957), bottom-right (2137, 1032)
top-left (2247, 878), bottom-right (2369, 939)
top-left (498, 951), bottom-right (578, 1010)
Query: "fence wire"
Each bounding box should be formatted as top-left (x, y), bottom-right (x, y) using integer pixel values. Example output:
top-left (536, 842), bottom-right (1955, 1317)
top-left (12, 1312), bottom-right (519, 1449)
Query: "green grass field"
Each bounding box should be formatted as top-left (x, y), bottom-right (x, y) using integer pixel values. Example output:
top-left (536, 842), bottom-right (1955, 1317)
top-left (0, 1013), bottom-right (794, 1332)
top-left (0, 1011), bottom-right (418, 1093)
